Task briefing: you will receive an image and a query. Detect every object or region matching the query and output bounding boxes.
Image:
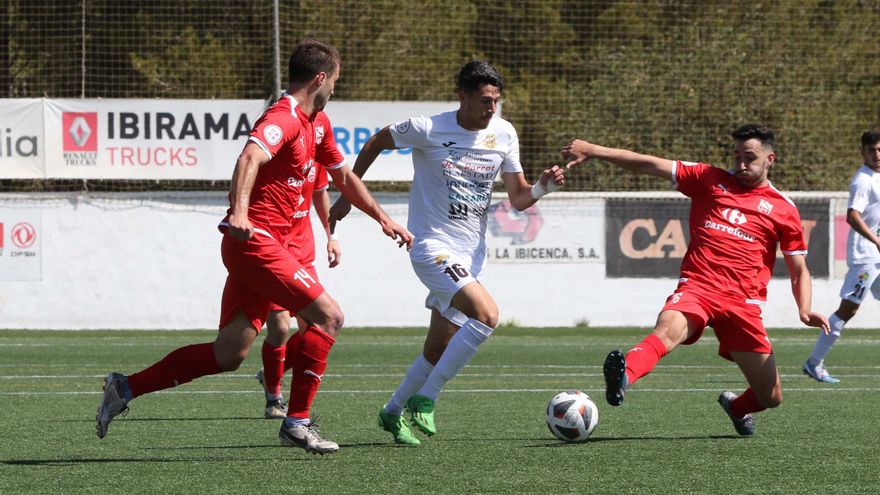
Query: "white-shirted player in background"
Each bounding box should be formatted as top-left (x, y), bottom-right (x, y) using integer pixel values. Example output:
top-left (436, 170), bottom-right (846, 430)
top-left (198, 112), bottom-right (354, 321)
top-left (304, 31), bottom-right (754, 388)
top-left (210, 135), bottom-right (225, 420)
top-left (804, 130), bottom-right (880, 383)
top-left (330, 61), bottom-right (565, 445)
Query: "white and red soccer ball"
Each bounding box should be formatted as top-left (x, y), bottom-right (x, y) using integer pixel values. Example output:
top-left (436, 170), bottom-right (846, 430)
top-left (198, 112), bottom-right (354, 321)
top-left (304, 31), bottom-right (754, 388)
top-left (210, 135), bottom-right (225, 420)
top-left (546, 390), bottom-right (599, 443)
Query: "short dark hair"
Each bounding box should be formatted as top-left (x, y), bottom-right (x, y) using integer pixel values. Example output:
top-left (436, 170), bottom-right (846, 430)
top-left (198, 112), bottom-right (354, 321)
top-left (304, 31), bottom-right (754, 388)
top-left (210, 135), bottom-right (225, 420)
top-left (288, 39), bottom-right (340, 84)
top-left (861, 130), bottom-right (880, 147)
top-left (731, 124), bottom-right (774, 150)
top-left (456, 61), bottom-right (504, 93)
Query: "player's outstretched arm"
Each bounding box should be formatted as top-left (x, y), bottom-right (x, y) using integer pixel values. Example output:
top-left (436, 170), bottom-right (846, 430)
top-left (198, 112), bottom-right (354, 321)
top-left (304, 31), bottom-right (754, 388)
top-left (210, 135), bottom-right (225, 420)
top-left (328, 164), bottom-right (413, 250)
top-left (561, 139), bottom-right (673, 179)
top-left (313, 188), bottom-right (341, 267)
top-left (228, 141), bottom-right (271, 241)
top-left (502, 166), bottom-right (565, 211)
top-left (329, 127), bottom-right (397, 224)
top-left (784, 253), bottom-right (830, 334)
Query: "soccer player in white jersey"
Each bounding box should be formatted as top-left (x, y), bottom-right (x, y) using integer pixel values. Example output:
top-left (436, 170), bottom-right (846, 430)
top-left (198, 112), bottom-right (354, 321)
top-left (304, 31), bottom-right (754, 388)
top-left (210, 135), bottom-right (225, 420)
top-left (804, 130), bottom-right (880, 383)
top-left (330, 61), bottom-right (565, 445)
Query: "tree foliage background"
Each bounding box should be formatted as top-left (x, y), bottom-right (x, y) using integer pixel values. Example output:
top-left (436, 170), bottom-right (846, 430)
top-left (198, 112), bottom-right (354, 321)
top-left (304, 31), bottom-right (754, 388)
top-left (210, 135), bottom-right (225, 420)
top-left (3, 0), bottom-right (879, 191)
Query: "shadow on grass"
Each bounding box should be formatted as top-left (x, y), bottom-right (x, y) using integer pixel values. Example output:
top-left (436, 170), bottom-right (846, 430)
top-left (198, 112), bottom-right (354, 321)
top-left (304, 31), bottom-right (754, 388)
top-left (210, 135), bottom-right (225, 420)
top-left (524, 433), bottom-right (745, 447)
top-left (1, 455), bottom-right (317, 466)
top-left (61, 416), bottom-right (267, 423)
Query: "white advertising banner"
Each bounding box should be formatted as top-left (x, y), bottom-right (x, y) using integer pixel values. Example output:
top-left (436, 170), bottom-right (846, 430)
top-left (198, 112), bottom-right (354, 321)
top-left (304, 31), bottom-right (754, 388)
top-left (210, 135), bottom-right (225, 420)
top-left (485, 197), bottom-right (605, 263)
top-left (0, 99), bottom-right (44, 178)
top-left (0, 209), bottom-right (42, 280)
top-left (43, 99), bottom-right (263, 180)
top-left (39, 99), bottom-right (456, 181)
top-left (324, 101), bottom-right (458, 180)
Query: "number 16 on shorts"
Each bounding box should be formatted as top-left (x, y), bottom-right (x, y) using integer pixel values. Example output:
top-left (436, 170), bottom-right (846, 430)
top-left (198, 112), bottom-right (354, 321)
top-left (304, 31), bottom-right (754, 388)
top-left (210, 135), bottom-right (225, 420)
top-left (444, 263), bottom-right (470, 283)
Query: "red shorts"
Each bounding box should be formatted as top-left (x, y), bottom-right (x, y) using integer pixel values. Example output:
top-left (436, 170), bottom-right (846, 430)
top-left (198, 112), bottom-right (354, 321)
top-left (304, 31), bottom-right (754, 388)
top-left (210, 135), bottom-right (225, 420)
top-left (661, 286), bottom-right (770, 361)
top-left (268, 264), bottom-right (318, 313)
top-left (219, 232), bottom-right (325, 332)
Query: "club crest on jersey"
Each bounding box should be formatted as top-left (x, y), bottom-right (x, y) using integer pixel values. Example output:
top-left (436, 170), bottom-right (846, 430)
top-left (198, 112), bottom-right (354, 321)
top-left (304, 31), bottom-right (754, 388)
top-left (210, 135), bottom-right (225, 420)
top-left (484, 134), bottom-right (496, 149)
top-left (720, 208), bottom-right (747, 225)
top-left (315, 125), bottom-right (325, 144)
top-left (395, 120), bottom-right (411, 134)
top-left (433, 254), bottom-right (450, 266)
top-left (264, 125), bottom-right (282, 145)
top-left (307, 166), bottom-right (317, 183)
top-left (758, 199), bottom-right (773, 215)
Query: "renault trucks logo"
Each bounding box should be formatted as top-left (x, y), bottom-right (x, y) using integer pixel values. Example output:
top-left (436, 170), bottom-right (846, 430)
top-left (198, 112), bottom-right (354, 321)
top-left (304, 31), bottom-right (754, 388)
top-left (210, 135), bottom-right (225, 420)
top-left (11, 222), bottom-right (36, 249)
top-left (62, 112), bottom-right (98, 166)
top-left (720, 208), bottom-right (747, 225)
top-left (63, 112), bottom-right (98, 151)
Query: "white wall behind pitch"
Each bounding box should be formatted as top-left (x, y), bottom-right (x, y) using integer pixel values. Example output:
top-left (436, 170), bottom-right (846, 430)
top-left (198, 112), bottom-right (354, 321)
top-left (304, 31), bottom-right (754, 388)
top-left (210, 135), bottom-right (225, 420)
top-left (0, 192), bottom-right (877, 329)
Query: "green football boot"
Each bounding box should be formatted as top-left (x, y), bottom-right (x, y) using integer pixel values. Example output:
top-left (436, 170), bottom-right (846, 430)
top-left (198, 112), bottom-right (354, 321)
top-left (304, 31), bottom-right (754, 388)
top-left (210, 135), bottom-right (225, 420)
top-left (406, 395), bottom-right (437, 436)
top-left (378, 408), bottom-right (420, 446)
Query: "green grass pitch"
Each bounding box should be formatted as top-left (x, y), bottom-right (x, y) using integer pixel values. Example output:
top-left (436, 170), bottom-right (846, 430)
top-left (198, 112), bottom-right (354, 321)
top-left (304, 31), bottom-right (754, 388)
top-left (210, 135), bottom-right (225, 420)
top-left (1, 327), bottom-right (878, 494)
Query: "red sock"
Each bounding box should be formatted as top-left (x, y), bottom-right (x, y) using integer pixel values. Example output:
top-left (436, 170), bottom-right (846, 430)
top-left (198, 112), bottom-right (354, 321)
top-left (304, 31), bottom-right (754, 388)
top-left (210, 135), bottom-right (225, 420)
top-left (127, 343), bottom-right (220, 398)
top-left (261, 341), bottom-right (286, 397)
top-left (730, 388), bottom-right (766, 418)
top-left (286, 326), bottom-right (334, 419)
top-left (282, 331), bottom-right (303, 373)
top-left (625, 334), bottom-right (668, 385)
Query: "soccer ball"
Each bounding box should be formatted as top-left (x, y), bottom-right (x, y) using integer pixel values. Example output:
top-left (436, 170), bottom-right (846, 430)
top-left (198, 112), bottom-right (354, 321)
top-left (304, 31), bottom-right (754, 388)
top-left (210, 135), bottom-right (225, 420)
top-left (546, 390), bottom-right (599, 443)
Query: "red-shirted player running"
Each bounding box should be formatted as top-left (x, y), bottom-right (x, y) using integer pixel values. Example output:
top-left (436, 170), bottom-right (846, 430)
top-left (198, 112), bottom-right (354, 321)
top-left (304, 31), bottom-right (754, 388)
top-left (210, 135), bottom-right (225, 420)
top-left (95, 40), bottom-right (412, 454)
top-left (562, 124), bottom-right (829, 436)
top-left (257, 160), bottom-right (341, 420)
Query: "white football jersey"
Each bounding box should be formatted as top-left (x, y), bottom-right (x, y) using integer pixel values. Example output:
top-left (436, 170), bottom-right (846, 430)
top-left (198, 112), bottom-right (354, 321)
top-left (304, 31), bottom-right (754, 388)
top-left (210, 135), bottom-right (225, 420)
top-left (847, 164), bottom-right (880, 264)
top-left (389, 111), bottom-right (523, 249)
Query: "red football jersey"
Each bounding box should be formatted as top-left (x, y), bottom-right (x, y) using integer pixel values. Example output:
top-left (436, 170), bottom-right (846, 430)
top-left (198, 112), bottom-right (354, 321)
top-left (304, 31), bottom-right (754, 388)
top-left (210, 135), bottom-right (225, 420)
top-left (673, 161), bottom-right (806, 301)
top-left (286, 162), bottom-right (330, 266)
top-left (224, 94), bottom-right (343, 240)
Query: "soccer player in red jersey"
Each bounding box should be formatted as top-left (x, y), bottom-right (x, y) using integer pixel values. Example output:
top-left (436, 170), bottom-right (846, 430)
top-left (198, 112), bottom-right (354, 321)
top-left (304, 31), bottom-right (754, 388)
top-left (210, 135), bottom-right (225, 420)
top-left (257, 161), bottom-right (341, 419)
top-left (96, 40), bottom-right (412, 454)
top-left (562, 124), bottom-right (830, 436)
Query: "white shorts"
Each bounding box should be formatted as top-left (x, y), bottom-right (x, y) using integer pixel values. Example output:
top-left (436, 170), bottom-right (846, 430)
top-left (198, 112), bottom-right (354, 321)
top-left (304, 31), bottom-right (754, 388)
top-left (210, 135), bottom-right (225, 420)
top-left (409, 238), bottom-right (487, 327)
top-left (839, 262), bottom-right (880, 304)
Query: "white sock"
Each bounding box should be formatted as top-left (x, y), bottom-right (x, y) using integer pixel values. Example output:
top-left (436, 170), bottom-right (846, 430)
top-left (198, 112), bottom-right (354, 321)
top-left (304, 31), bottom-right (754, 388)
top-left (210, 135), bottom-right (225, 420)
top-left (283, 416), bottom-right (310, 428)
top-left (808, 313), bottom-right (845, 365)
top-left (384, 355), bottom-right (434, 416)
top-left (416, 319), bottom-right (494, 401)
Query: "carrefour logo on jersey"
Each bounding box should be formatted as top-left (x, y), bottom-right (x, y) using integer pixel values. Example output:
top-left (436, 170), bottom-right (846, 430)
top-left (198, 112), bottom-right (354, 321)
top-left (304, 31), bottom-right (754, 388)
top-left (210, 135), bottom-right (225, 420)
top-left (333, 127), bottom-right (412, 156)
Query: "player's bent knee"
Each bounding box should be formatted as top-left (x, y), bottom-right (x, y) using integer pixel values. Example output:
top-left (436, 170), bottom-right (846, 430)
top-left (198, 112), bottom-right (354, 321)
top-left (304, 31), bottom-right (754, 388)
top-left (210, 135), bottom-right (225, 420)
top-left (471, 306), bottom-right (499, 328)
top-left (266, 322), bottom-right (290, 341)
top-left (477, 313), bottom-right (499, 329)
top-left (313, 308), bottom-right (344, 337)
top-left (758, 389), bottom-right (782, 409)
top-left (216, 352), bottom-right (247, 372)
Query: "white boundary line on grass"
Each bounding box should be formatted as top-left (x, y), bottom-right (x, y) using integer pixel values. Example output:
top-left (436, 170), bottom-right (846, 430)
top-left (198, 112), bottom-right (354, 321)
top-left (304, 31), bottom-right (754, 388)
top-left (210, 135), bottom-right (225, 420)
top-left (4, 338), bottom-right (880, 347)
top-left (2, 387), bottom-right (879, 396)
top-left (2, 372), bottom-right (880, 379)
top-left (1, 364), bottom-right (879, 370)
